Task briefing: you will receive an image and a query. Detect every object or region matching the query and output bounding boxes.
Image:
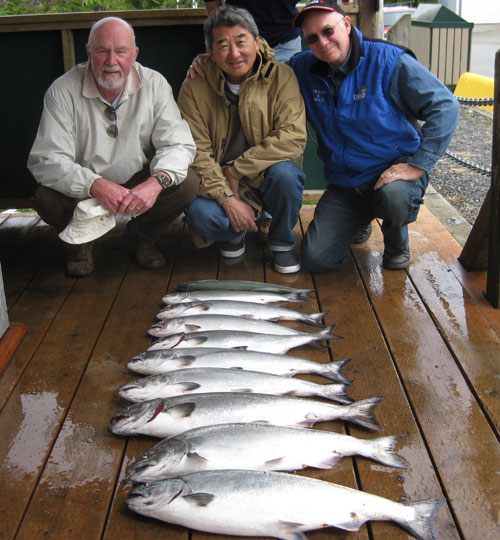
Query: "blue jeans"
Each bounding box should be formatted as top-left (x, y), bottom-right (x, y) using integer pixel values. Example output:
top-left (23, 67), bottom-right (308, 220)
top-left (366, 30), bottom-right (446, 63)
top-left (301, 172), bottom-right (429, 272)
top-left (273, 36), bottom-right (302, 63)
top-left (185, 161), bottom-right (305, 252)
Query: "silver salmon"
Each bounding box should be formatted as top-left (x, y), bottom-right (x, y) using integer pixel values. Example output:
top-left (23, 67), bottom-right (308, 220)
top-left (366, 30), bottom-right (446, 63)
top-left (148, 327), bottom-right (341, 354)
top-left (127, 470), bottom-right (444, 540)
top-left (127, 348), bottom-right (351, 384)
top-left (162, 290), bottom-right (305, 305)
top-left (156, 300), bottom-right (327, 327)
top-left (126, 423), bottom-right (406, 482)
top-left (175, 279), bottom-right (314, 297)
top-left (149, 314), bottom-right (326, 338)
top-left (108, 392), bottom-right (382, 438)
top-left (117, 367), bottom-right (352, 404)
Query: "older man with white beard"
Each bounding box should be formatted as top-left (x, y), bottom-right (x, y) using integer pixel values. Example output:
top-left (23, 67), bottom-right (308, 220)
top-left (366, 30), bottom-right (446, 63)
top-left (28, 17), bottom-right (197, 277)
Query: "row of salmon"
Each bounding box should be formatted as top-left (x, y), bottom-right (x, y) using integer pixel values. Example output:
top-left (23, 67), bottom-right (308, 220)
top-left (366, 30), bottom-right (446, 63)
top-left (108, 279), bottom-right (444, 540)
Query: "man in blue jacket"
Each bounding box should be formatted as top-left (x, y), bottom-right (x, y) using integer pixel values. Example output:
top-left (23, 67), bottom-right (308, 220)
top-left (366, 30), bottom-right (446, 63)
top-left (290, 0), bottom-right (459, 271)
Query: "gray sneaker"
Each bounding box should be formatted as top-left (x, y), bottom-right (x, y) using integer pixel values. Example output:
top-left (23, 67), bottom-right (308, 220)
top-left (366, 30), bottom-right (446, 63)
top-left (272, 250), bottom-right (301, 274)
top-left (383, 249), bottom-right (410, 270)
top-left (219, 237), bottom-right (245, 258)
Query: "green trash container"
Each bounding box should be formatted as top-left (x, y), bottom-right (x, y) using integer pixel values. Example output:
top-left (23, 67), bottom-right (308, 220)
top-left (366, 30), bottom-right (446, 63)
top-left (410, 3), bottom-right (474, 90)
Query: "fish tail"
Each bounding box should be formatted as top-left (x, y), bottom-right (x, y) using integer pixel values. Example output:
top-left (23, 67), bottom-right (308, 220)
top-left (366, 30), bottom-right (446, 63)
top-left (397, 498), bottom-right (445, 540)
top-left (346, 397), bottom-right (383, 431)
top-left (298, 288), bottom-right (316, 299)
top-left (368, 435), bottom-right (407, 468)
top-left (303, 311), bottom-right (328, 327)
top-left (316, 325), bottom-right (343, 341)
top-left (320, 383), bottom-right (353, 404)
top-left (316, 358), bottom-right (352, 384)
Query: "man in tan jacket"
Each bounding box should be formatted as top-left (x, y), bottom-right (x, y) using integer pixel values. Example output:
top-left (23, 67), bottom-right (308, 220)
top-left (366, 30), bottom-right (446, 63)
top-left (178, 5), bottom-right (307, 273)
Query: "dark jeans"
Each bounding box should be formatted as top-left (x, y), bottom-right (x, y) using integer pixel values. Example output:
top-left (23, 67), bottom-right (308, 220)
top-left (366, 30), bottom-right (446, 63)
top-left (184, 161), bottom-right (305, 251)
top-left (34, 168), bottom-right (200, 241)
top-left (301, 172), bottom-right (429, 272)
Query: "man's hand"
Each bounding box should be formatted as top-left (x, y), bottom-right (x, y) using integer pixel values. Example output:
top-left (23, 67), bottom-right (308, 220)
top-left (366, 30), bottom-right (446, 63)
top-left (222, 196), bottom-right (258, 233)
top-left (225, 167), bottom-right (240, 199)
top-left (186, 53), bottom-right (209, 79)
top-left (374, 163), bottom-right (425, 190)
top-left (90, 177), bottom-right (163, 215)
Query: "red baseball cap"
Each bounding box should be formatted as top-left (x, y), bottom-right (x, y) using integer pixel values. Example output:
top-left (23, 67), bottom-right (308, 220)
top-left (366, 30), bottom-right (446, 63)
top-left (293, 0), bottom-right (346, 28)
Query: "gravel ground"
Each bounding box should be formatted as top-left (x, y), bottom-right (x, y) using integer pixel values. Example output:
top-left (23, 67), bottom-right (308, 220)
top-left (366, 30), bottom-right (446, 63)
top-left (430, 104), bottom-right (493, 225)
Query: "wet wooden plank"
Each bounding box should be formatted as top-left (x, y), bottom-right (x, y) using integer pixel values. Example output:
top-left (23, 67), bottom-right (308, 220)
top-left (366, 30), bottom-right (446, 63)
top-left (104, 220), bottom-right (211, 540)
top-left (0, 215), bottom-right (46, 308)
top-left (299, 206), bottom-right (458, 540)
top-left (16, 222), bottom-right (187, 540)
top-left (0, 233), bottom-right (131, 540)
top-left (407, 207), bottom-right (500, 435)
top-left (0, 226), bottom-right (75, 411)
top-left (353, 216), bottom-right (500, 540)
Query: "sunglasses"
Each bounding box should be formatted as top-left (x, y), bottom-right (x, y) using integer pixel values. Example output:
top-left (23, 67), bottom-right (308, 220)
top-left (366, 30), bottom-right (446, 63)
top-left (105, 105), bottom-right (118, 138)
top-left (304, 17), bottom-right (345, 46)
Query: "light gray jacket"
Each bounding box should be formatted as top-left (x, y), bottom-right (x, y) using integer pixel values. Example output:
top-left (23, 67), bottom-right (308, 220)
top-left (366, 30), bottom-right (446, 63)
top-left (28, 62), bottom-right (196, 198)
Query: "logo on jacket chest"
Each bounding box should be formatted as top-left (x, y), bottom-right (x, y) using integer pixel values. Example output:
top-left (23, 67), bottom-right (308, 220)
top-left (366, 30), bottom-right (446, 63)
top-left (353, 87), bottom-right (367, 101)
top-left (312, 88), bottom-right (328, 103)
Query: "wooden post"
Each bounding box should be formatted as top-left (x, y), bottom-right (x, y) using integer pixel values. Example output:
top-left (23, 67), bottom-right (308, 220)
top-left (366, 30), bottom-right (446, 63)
top-left (485, 50), bottom-right (500, 308)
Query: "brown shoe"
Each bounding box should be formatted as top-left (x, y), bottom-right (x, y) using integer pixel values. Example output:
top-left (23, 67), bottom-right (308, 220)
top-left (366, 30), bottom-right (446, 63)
top-left (134, 242), bottom-right (166, 270)
top-left (65, 242), bottom-right (94, 277)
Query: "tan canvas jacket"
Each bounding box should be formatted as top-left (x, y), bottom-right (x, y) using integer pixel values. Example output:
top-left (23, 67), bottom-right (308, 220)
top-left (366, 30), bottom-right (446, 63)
top-left (177, 39), bottom-right (307, 206)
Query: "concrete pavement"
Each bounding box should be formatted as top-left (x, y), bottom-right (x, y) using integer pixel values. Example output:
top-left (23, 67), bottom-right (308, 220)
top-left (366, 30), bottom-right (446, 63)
top-left (470, 23), bottom-right (500, 78)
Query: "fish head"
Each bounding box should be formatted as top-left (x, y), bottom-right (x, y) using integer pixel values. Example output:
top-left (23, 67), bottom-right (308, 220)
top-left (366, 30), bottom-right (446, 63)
top-left (127, 437), bottom-right (189, 482)
top-left (118, 376), bottom-right (165, 402)
top-left (108, 399), bottom-right (167, 435)
top-left (148, 333), bottom-right (188, 351)
top-left (127, 350), bottom-right (177, 374)
top-left (149, 319), bottom-right (187, 338)
top-left (162, 292), bottom-right (192, 304)
top-left (157, 302), bottom-right (205, 319)
top-left (127, 477), bottom-right (186, 513)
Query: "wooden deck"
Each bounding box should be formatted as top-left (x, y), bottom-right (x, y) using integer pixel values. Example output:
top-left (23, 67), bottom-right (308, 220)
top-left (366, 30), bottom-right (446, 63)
top-left (1, 204), bottom-right (499, 540)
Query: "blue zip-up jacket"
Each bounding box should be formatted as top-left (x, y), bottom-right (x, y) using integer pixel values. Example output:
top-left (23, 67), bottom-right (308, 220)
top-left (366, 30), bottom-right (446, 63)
top-left (290, 28), bottom-right (456, 188)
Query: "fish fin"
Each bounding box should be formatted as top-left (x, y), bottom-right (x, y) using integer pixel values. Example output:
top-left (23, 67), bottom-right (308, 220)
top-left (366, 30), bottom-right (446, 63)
top-left (183, 492), bottom-right (215, 507)
top-left (187, 451), bottom-right (209, 463)
top-left (184, 335), bottom-right (208, 345)
top-left (165, 402), bottom-right (196, 418)
top-left (231, 346), bottom-right (249, 350)
top-left (178, 382), bottom-right (201, 392)
top-left (346, 397), bottom-right (383, 431)
top-left (179, 356), bottom-right (197, 366)
top-left (397, 498), bottom-right (445, 540)
top-left (231, 387), bottom-right (254, 393)
top-left (250, 420), bottom-right (271, 424)
top-left (185, 324), bottom-right (202, 332)
top-left (276, 521), bottom-right (308, 540)
top-left (368, 435), bottom-right (407, 468)
top-left (315, 454), bottom-right (343, 469)
top-left (264, 456), bottom-right (285, 466)
top-left (297, 415), bottom-right (317, 428)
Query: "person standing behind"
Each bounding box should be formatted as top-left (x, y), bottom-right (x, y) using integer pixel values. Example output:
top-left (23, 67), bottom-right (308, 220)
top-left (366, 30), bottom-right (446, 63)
top-left (28, 17), bottom-right (197, 277)
top-left (178, 5), bottom-right (307, 273)
top-left (290, 0), bottom-right (460, 271)
top-left (204, 0), bottom-right (302, 62)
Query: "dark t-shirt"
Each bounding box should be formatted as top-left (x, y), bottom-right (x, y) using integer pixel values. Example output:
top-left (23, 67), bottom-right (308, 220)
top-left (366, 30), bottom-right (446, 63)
top-left (205, 0), bottom-right (300, 47)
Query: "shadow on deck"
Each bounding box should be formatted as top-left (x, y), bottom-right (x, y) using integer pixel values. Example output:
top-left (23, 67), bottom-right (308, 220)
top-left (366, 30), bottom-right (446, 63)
top-left (0, 205), bottom-right (499, 540)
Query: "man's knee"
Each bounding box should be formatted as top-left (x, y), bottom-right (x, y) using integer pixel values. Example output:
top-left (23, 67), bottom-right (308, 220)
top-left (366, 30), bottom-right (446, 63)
top-left (301, 239), bottom-right (343, 273)
top-left (265, 161), bottom-right (305, 189)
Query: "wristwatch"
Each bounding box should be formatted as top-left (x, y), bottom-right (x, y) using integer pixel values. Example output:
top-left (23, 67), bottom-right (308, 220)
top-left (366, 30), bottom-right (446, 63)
top-left (152, 171), bottom-right (172, 190)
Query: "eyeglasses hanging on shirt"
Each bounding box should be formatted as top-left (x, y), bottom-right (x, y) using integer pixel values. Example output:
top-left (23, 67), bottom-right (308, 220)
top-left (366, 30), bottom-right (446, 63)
top-left (105, 105), bottom-right (118, 138)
